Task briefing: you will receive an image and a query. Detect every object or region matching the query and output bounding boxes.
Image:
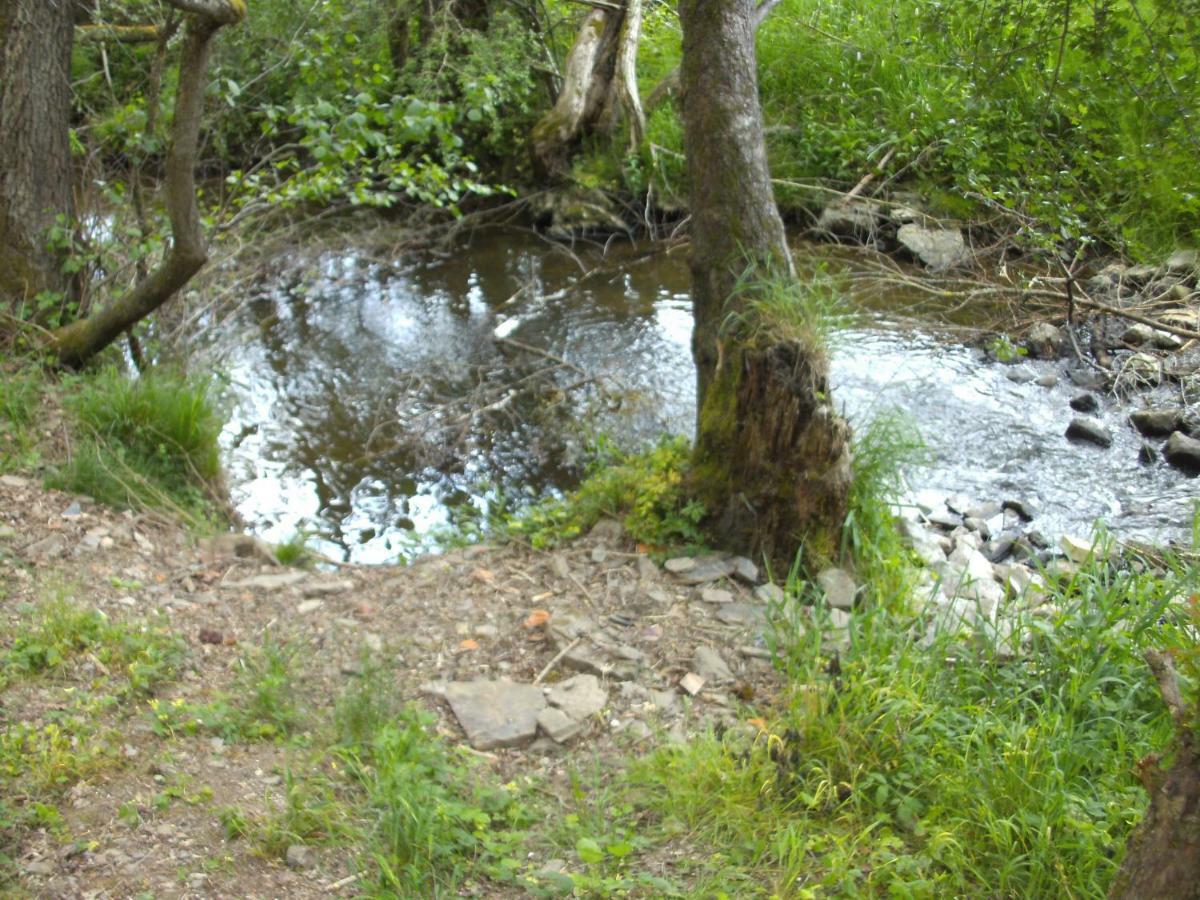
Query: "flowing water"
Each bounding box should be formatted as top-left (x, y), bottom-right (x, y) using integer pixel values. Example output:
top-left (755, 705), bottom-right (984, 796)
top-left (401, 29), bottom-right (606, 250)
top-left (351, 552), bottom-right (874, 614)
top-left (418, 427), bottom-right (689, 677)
top-left (199, 232), bottom-right (1195, 563)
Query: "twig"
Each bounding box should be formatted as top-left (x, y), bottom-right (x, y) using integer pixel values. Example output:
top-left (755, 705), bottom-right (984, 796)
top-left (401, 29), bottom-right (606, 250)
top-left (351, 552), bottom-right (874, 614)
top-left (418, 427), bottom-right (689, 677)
top-left (534, 637), bottom-right (581, 684)
top-left (323, 873), bottom-right (361, 893)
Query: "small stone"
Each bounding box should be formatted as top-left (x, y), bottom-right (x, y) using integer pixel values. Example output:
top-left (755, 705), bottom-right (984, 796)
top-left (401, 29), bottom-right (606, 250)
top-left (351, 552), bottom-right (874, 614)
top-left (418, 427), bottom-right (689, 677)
top-left (0, 474), bottom-right (30, 489)
top-left (816, 567), bottom-right (858, 610)
top-left (301, 579), bottom-right (353, 598)
top-left (62, 501), bottom-right (83, 517)
top-left (1035, 374), bottom-right (1058, 388)
top-left (297, 599), bottom-right (323, 615)
top-left (1122, 323), bottom-right (1156, 346)
top-left (1005, 367), bottom-right (1036, 384)
top-left (1066, 416), bottom-right (1112, 448)
top-left (537, 706), bottom-right (584, 743)
top-left (285, 845), bottom-right (316, 870)
top-left (225, 571), bottom-right (308, 592)
top-left (730, 556), bottom-right (760, 584)
top-left (547, 674), bottom-right (607, 720)
top-left (927, 509), bottom-right (964, 530)
top-left (1061, 535), bottom-right (1105, 564)
top-left (1130, 408), bottom-right (1182, 437)
top-left (664, 557), bottom-right (696, 574)
top-left (650, 689), bottom-right (678, 712)
top-left (1025, 322), bottom-right (1065, 359)
top-left (1069, 392), bottom-right (1100, 413)
top-left (963, 517), bottom-right (991, 539)
top-left (1138, 442), bottom-right (1158, 465)
top-left (692, 646), bottom-right (734, 684)
top-left (23, 859), bottom-right (54, 877)
top-left (590, 546), bottom-right (608, 564)
top-left (679, 672), bottom-right (705, 696)
top-left (672, 555), bottom-right (736, 585)
top-left (983, 537), bottom-right (1016, 564)
top-left (1164, 431), bottom-right (1200, 473)
top-left (716, 603), bottom-right (767, 627)
top-left (699, 587), bottom-right (734, 605)
top-left (635, 555), bottom-right (658, 581)
top-left (753, 583), bottom-right (785, 604)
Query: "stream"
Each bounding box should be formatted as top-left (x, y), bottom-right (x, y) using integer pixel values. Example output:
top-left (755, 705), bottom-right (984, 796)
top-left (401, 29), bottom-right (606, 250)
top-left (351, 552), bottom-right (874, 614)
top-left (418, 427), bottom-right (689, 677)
top-left (199, 232), bottom-right (1194, 563)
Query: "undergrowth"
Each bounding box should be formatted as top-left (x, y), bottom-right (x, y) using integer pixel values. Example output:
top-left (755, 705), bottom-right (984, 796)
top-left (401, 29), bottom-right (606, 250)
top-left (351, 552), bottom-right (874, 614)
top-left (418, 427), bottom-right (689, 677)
top-left (48, 366), bottom-right (224, 527)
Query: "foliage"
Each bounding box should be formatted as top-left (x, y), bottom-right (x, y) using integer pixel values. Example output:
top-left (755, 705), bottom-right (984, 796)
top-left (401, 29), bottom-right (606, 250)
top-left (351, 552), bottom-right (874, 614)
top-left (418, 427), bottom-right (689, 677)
top-left (49, 366), bottom-right (224, 525)
top-left (628, 544), bottom-right (1195, 895)
top-left (730, 267), bottom-right (855, 353)
top-left (0, 366), bottom-right (44, 472)
top-left (634, 0), bottom-right (1200, 258)
top-left (509, 435), bottom-right (706, 549)
top-left (1, 591), bottom-right (188, 696)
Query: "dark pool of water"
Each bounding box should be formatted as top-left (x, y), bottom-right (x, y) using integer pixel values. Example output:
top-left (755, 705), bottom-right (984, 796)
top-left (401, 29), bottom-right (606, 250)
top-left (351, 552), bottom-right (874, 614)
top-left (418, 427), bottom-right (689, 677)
top-left (201, 232), bottom-right (1194, 562)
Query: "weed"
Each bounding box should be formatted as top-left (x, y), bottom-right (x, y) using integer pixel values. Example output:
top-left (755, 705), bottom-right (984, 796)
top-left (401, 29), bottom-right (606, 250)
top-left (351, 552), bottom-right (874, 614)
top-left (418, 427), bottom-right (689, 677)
top-left (729, 267), bottom-right (855, 355)
top-left (510, 436), bottom-right (705, 550)
top-left (50, 366), bottom-right (224, 525)
top-left (0, 366), bottom-right (44, 472)
top-left (273, 531), bottom-right (313, 567)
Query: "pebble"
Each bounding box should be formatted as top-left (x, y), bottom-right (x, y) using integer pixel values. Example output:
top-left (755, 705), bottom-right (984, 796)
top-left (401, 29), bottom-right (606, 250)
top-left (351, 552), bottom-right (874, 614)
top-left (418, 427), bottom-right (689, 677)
top-left (1069, 392), bottom-right (1100, 413)
top-left (1066, 416), bottom-right (1113, 447)
top-left (285, 845), bottom-right (316, 870)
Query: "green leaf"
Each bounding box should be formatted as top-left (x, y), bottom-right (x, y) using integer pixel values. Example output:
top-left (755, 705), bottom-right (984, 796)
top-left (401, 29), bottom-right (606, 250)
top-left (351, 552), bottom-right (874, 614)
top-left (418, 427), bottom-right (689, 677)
top-left (575, 836), bottom-right (604, 864)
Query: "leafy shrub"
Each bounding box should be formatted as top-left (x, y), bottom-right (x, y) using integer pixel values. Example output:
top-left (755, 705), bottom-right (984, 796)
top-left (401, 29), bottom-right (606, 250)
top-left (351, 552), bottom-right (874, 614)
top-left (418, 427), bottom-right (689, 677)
top-left (510, 436), bottom-right (705, 549)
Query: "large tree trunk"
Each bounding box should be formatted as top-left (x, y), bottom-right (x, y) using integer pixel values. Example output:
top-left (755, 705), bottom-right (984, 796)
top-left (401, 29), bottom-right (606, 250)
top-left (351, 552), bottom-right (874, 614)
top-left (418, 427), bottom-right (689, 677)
top-left (679, 0), bottom-right (851, 567)
top-left (529, 0), bottom-right (644, 181)
top-left (1109, 650), bottom-right (1200, 899)
top-left (0, 0), bottom-right (77, 319)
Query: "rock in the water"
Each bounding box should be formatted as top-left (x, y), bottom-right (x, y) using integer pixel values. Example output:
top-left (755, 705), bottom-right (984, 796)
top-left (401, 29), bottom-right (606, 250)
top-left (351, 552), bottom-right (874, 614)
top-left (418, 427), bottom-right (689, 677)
top-left (927, 509), bottom-right (964, 530)
top-left (817, 199), bottom-right (884, 239)
top-left (1005, 367), bottom-right (1036, 384)
top-left (1061, 534), bottom-right (1108, 564)
top-left (1164, 431), bottom-right (1200, 473)
top-left (1065, 416), bottom-right (1113, 448)
top-left (537, 706), bottom-right (584, 743)
top-left (547, 674), bottom-right (607, 721)
top-left (692, 646), bottom-right (734, 684)
top-left (896, 223), bottom-right (969, 270)
top-left (1069, 392), bottom-right (1100, 413)
top-left (1035, 373), bottom-right (1058, 388)
top-left (1025, 322), bottom-right (1065, 360)
top-left (442, 681), bottom-right (546, 750)
top-left (1130, 407), bottom-right (1182, 437)
top-left (1138, 442), bottom-right (1158, 465)
top-left (816, 567), bottom-right (858, 610)
top-left (1122, 323), bottom-right (1156, 345)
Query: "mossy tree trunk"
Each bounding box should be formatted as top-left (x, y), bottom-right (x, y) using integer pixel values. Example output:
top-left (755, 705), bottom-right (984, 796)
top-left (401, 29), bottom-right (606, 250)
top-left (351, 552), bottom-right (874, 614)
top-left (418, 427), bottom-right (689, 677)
top-left (0, 0), bottom-right (78, 320)
top-left (679, 0), bottom-right (851, 567)
top-left (1109, 650), bottom-right (1200, 899)
top-left (529, 0), bottom-right (644, 181)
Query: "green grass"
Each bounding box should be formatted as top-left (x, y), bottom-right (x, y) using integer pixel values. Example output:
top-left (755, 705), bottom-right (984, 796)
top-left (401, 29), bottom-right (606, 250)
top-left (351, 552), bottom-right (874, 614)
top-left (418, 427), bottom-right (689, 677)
top-left (49, 366), bottom-right (224, 526)
top-left (629, 0), bottom-right (1200, 258)
top-left (0, 366), bottom-right (44, 472)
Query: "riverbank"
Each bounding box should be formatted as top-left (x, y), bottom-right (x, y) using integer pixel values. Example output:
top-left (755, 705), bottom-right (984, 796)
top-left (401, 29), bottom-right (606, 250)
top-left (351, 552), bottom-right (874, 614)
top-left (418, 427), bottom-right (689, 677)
top-left (2, 424), bottom-right (1196, 895)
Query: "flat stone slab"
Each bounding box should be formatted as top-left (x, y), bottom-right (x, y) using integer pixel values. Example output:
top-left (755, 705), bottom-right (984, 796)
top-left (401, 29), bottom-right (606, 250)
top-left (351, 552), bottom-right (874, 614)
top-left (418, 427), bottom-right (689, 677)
top-left (537, 706), bottom-right (584, 743)
top-left (546, 673), bottom-right (607, 721)
top-left (715, 602), bottom-right (767, 627)
top-left (224, 571), bottom-right (309, 592)
top-left (442, 680), bottom-right (546, 750)
top-left (693, 646), bottom-right (734, 684)
top-left (672, 555), bottom-right (737, 585)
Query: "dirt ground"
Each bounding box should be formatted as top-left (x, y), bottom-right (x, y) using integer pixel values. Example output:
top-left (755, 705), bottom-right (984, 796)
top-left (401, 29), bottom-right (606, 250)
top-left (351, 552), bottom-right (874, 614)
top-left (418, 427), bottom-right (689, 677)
top-left (0, 473), bottom-right (783, 898)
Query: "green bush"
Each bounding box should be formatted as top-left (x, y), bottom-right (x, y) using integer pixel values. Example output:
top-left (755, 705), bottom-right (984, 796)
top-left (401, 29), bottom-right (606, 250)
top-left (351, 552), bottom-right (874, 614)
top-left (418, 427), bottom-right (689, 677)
top-left (510, 436), bottom-right (706, 550)
top-left (50, 367), bottom-right (223, 523)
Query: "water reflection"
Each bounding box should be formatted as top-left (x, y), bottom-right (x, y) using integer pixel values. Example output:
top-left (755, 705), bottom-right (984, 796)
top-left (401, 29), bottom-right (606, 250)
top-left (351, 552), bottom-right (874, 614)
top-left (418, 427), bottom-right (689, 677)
top-left (201, 233), bottom-right (1192, 563)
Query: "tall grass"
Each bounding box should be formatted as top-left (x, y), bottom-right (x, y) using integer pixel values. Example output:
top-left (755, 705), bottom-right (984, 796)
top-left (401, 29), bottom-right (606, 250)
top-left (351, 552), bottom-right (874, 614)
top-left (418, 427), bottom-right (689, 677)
top-left (635, 0), bottom-right (1200, 257)
top-left (0, 367), bottom-right (44, 472)
top-left (49, 367), bottom-right (224, 524)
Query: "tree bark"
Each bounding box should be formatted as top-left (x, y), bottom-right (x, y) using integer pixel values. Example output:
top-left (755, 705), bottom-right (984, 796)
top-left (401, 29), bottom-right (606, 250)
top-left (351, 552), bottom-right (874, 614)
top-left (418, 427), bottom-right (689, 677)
top-left (0, 0), bottom-right (77, 317)
top-left (1109, 650), bottom-right (1200, 899)
top-left (49, 1), bottom-right (245, 367)
top-left (528, 0), bottom-right (643, 181)
top-left (679, 0), bottom-right (851, 566)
